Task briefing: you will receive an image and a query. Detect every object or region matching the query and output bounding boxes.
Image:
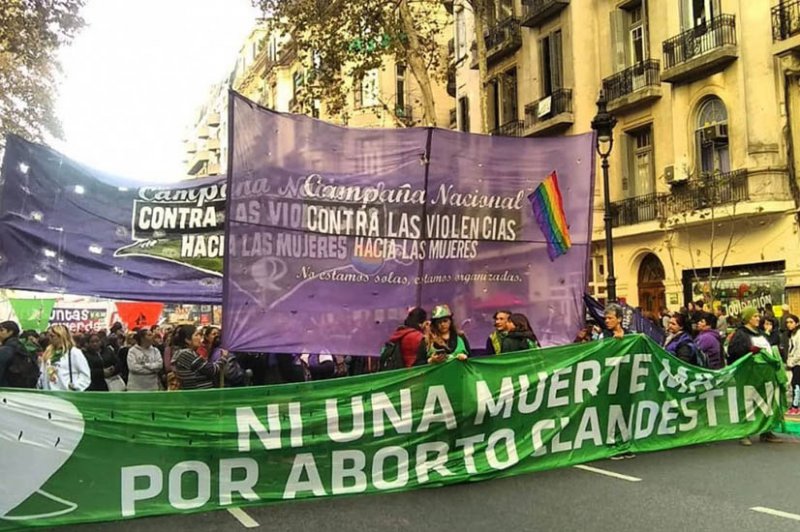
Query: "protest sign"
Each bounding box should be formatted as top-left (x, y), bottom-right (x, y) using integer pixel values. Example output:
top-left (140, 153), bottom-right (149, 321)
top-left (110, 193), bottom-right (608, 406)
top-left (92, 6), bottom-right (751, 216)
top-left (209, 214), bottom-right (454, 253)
top-left (0, 335), bottom-right (786, 529)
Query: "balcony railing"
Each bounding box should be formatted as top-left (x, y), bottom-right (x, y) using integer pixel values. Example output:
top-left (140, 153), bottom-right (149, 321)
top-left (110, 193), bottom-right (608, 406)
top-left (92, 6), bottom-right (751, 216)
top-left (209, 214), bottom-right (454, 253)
top-left (602, 60), bottom-right (661, 102)
top-left (662, 15), bottom-right (737, 70)
top-left (521, 0), bottom-right (570, 28)
top-left (667, 169), bottom-right (749, 214)
top-left (610, 170), bottom-right (749, 227)
top-left (490, 120), bottom-right (524, 137)
top-left (484, 17), bottom-right (522, 64)
top-left (773, 0), bottom-right (800, 41)
top-left (525, 88), bottom-right (572, 127)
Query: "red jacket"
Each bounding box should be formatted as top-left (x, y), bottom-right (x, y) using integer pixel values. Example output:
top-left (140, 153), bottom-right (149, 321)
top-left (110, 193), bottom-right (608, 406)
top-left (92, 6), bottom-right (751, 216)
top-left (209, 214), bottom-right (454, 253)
top-left (390, 327), bottom-right (424, 368)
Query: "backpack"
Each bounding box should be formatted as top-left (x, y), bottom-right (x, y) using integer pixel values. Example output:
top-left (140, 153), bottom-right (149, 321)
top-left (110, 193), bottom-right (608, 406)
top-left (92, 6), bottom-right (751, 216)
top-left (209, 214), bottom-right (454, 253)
top-left (681, 338), bottom-right (708, 368)
top-left (379, 339), bottom-right (406, 371)
top-left (6, 344), bottom-right (40, 388)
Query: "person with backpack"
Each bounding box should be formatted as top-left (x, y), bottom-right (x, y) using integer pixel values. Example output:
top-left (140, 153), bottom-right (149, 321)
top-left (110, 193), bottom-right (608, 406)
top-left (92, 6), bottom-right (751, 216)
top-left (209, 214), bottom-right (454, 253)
top-left (0, 321), bottom-right (40, 388)
top-left (663, 313), bottom-right (699, 365)
top-left (383, 307), bottom-right (429, 370)
top-left (694, 313), bottom-right (723, 369)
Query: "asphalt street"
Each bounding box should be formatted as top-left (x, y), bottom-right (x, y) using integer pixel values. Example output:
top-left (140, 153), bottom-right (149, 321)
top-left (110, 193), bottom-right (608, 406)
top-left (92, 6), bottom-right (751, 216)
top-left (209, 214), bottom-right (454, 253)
top-left (58, 436), bottom-right (800, 532)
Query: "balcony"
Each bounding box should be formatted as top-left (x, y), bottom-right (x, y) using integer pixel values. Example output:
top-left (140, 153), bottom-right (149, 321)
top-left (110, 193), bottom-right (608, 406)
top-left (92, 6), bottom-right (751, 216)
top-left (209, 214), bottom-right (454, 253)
top-left (187, 150), bottom-right (210, 176)
top-left (523, 88), bottom-right (573, 136)
top-left (602, 60), bottom-right (662, 113)
top-left (610, 170), bottom-right (749, 227)
top-left (206, 137), bottom-right (220, 151)
top-left (661, 15), bottom-right (738, 84)
top-left (490, 119), bottom-right (524, 137)
top-left (470, 17), bottom-right (522, 69)
top-left (207, 162), bottom-right (221, 176)
top-left (197, 126), bottom-right (209, 139)
top-left (773, 0), bottom-right (800, 55)
top-left (206, 112), bottom-right (220, 127)
top-left (521, 0), bottom-right (569, 28)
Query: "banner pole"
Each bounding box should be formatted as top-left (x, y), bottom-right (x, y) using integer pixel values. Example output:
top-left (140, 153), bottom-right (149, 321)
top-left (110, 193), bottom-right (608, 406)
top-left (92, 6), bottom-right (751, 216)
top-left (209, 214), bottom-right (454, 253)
top-left (415, 128), bottom-right (434, 309)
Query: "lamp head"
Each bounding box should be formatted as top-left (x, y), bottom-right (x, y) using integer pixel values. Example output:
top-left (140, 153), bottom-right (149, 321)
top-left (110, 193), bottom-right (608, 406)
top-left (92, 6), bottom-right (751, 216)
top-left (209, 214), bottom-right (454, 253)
top-left (591, 89), bottom-right (617, 157)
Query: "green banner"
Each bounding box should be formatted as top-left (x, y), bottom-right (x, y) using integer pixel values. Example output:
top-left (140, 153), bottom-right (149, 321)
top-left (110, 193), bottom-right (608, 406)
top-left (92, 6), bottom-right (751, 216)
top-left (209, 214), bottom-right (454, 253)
top-left (8, 298), bottom-right (56, 332)
top-left (0, 335), bottom-right (786, 529)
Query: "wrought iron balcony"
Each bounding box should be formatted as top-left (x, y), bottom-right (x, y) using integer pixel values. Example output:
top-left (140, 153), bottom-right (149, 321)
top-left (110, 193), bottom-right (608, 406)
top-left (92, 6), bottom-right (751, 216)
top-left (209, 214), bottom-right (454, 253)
top-left (524, 88), bottom-right (573, 135)
top-left (773, 0), bottom-right (800, 41)
top-left (521, 0), bottom-right (569, 28)
top-left (472, 17), bottom-right (522, 68)
top-left (666, 169), bottom-right (749, 215)
top-left (610, 193), bottom-right (662, 227)
top-left (610, 169), bottom-right (749, 227)
top-left (601, 60), bottom-right (662, 112)
top-left (661, 15), bottom-right (738, 84)
top-left (490, 120), bottom-right (524, 137)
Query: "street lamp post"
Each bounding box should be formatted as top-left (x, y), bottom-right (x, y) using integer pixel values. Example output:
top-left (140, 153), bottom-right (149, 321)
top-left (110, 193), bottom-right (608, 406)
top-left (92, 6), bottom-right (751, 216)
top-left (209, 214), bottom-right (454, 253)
top-left (591, 89), bottom-right (618, 303)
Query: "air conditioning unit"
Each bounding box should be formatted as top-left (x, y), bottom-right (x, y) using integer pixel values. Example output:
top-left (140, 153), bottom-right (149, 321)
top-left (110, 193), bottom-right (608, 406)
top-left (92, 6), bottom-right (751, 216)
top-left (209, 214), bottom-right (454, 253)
top-left (700, 123), bottom-right (728, 144)
top-left (664, 165), bottom-right (687, 185)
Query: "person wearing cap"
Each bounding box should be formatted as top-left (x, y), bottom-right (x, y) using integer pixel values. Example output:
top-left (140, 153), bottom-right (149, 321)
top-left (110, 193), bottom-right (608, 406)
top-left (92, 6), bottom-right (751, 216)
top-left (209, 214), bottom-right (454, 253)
top-left (727, 306), bottom-right (782, 445)
top-left (427, 304), bottom-right (470, 363)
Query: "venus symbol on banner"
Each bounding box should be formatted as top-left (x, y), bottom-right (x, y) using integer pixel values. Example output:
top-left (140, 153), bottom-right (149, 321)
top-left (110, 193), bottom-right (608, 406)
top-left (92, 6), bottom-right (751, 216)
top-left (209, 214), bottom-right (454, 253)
top-left (0, 392), bottom-right (85, 521)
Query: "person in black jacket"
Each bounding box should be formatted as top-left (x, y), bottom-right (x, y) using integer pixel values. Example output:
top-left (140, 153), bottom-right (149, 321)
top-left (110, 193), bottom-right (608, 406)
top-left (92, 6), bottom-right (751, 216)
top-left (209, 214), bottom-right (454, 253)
top-left (0, 321), bottom-right (38, 388)
top-left (500, 313), bottom-right (540, 353)
top-left (726, 307), bottom-right (782, 445)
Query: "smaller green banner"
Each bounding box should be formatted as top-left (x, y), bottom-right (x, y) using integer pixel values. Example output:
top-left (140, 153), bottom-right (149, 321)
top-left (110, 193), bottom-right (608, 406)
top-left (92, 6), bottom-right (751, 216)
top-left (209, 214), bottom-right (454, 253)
top-left (9, 298), bottom-right (56, 332)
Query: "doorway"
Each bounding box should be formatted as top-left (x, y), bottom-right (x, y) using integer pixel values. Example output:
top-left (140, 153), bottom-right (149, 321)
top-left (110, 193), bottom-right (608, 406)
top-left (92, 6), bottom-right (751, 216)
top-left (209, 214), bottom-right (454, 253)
top-left (638, 253), bottom-right (666, 317)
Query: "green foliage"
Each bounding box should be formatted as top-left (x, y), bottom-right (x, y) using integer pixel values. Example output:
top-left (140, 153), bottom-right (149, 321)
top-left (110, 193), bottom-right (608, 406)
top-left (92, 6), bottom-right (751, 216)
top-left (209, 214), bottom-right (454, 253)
top-left (255, 0), bottom-right (447, 123)
top-left (0, 0), bottom-right (85, 145)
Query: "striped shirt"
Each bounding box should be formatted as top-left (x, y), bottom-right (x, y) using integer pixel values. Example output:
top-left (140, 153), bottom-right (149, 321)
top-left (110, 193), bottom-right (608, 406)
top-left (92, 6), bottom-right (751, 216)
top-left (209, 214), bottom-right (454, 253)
top-left (172, 348), bottom-right (221, 390)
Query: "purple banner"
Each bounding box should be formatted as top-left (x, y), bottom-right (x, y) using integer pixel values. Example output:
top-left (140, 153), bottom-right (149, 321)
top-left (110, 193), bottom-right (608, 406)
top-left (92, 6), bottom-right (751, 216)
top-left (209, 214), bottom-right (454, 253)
top-left (223, 93), bottom-right (595, 355)
top-left (0, 135), bottom-right (225, 303)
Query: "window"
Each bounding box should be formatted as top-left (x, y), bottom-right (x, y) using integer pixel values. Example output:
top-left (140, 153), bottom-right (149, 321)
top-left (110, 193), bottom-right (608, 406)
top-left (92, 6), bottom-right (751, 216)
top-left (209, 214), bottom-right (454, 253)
top-left (396, 64), bottom-right (406, 112)
top-left (624, 126), bottom-right (654, 198)
top-left (458, 96), bottom-right (470, 132)
top-left (489, 68), bottom-right (518, 129)
top-left (695, 97), bottom-right (730, 175)
top-left (610, 0), bottom-right (649, 72)
top-left (455, 9), bottom-right (467, 61)
top-left (681, 0), bottom-right (720, 30)
top-left (540, 31), bottom-right (563, 96)
top-left (292, 70), bottom-right (304, 100)
top-left (355, 69), bottom-right (380, 109)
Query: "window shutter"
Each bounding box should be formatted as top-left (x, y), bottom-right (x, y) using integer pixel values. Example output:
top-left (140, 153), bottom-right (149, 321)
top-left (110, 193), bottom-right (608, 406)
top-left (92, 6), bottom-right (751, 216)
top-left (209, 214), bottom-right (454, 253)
top-left (610, 10), bottom-right (627, 72)
top-left (551, 31), bottom-right (563, 90)
top-left (642, 0), bottom-right (650, 59)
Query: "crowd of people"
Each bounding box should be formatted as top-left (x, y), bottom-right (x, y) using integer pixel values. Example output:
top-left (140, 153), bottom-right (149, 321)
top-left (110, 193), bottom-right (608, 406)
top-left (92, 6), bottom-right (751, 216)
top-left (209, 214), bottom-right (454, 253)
top-left (0, 299), bottom-right (797, 431)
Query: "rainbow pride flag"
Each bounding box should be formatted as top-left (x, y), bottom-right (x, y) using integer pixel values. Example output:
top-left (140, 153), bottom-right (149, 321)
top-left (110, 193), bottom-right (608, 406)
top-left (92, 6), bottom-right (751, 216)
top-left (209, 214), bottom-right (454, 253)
top-left (529, 171), bottom-right (572, 261)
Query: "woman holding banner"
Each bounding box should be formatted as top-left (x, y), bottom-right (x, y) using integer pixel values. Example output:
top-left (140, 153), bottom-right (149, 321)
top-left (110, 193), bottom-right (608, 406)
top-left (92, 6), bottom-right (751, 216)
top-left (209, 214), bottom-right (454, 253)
top-left (39, 325), bottom-right (91, 391)
top-left (426, 305), bottom-right (470, 364)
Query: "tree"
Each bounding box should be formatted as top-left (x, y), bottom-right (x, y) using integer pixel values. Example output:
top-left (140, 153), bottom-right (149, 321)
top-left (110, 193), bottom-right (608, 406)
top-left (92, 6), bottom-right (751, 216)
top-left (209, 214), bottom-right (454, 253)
top-left (656, 177), bottom-right (754, 308)
top-left (254, 0), bottom-right (448, 126)
top-left (0, 0), bottom-right (85, 146)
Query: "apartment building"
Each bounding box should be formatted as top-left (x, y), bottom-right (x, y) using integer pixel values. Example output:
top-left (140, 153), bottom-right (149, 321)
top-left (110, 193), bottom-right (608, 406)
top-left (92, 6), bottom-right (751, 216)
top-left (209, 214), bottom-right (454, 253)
top-left (183, 15), bottom-right (454, 178)
top-left (453, 0), bottom-right (800, 318)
